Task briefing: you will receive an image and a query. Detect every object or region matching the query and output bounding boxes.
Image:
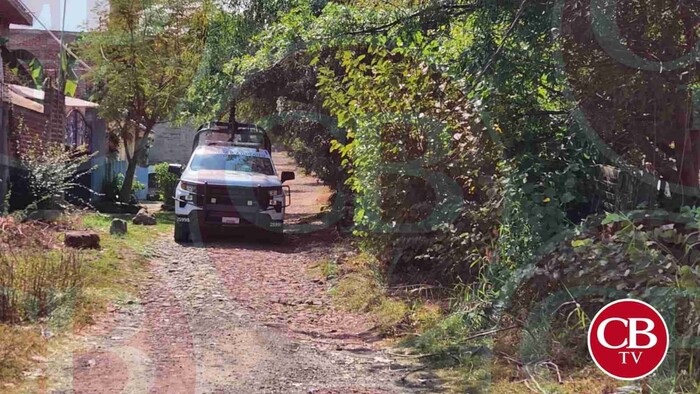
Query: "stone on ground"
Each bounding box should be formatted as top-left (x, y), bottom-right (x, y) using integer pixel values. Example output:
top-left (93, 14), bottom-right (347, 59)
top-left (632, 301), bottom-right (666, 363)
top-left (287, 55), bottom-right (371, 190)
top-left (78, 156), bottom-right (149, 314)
top-left (110, 218), bottom-right (128, 235)
top-left (65, 231), bottom-right (100, 249)
top-left (133, 208), bottom-right (157, 226)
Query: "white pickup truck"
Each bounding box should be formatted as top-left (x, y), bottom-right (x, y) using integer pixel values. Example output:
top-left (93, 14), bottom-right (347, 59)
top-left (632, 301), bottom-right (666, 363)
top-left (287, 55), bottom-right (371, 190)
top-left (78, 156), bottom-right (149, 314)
top-left (169, 122), bottom-right (294, 243)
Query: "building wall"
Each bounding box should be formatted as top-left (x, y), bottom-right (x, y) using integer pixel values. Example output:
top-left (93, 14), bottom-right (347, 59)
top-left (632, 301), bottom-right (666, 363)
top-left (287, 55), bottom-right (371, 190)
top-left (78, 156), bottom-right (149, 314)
top-left (8, 81), bottom-right (65, 156)
top-left (0, 18), bottom-right (9, 37)
top-left (149, 123), bottom-right (195, 166)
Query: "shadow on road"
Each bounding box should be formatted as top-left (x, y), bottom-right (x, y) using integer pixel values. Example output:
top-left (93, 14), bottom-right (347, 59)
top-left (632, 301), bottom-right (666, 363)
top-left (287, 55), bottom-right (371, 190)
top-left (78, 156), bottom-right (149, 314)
top-left (181, 225), bottom-right (343, 255)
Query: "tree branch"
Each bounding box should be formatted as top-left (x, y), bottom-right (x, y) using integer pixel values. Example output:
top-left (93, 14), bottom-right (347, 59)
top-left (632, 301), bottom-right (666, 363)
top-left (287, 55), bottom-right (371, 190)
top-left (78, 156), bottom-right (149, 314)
top-left (472, 0), bottom-right (529, 82)
top-left (341, 2), bottom-right (481, 36)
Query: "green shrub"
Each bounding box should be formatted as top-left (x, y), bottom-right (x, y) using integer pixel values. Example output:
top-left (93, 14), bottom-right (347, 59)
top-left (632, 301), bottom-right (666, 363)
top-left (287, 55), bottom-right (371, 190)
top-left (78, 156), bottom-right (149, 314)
top-left (318, 41), bottom-right (501, 284)
top-left (12, 134), bottom-right (95, 212)
top-left (507, 209), bottom-right (700, 389)
top-left (154, 162), bottom-right (179, 209)
top-left (101, 172), bottom-right (145, 206)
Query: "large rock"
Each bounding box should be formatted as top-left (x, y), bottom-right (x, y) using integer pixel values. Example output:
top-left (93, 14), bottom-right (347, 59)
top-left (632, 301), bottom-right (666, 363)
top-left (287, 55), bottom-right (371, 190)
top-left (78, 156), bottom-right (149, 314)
top-left (110, 219), bottom-right (128, 235)
top-left (65, 231), bottom-right (100, 250)
top-left (133, 209), bottom-right (157, 226)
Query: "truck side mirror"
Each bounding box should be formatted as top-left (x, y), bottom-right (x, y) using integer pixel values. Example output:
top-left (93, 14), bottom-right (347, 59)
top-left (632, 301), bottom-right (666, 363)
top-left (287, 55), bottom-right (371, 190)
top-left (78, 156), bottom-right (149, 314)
top-left (281, 171), bottom-right (295, 183)
top-left (168, 164), bottom-right (183, 176)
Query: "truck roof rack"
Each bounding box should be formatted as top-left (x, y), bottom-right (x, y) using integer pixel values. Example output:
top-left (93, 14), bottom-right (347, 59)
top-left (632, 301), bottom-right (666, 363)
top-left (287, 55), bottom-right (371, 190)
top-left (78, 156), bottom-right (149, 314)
top-left (192, 121), bottom-right (272, 153)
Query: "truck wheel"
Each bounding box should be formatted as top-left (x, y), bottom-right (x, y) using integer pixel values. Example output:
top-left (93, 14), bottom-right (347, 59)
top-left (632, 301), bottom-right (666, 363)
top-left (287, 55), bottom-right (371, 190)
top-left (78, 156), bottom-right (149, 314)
top-left (174, 221), bottom-right (191, 243)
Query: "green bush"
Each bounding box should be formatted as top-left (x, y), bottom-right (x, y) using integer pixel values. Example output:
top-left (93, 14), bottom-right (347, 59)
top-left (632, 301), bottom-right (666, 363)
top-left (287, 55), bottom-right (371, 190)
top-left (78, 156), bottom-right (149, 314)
top-left (154, 163), bottom-right (179, 209)
top-left (101, 173), bottom-right (144, 205)
top-left (11, 134), bottom-right (95, 213)
top-left (506, 209), bottom-right (700, 390)
top-left (317, 42), bottom-right (500, 283)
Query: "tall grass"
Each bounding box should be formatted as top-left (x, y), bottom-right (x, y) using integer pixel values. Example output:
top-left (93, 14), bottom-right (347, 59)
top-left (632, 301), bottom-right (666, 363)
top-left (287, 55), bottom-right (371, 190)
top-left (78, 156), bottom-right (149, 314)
top-left (0, 248), bottom-right (83, 324)
top-left (0, 220), bottom-right (84, 325)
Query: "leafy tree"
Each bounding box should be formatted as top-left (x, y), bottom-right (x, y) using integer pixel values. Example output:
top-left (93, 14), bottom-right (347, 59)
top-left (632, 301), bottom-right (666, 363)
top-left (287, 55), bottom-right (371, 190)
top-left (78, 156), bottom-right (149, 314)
top-left (183, 0), bottom-right (308, 123)
top-left (182, 0), bottom-right (697, 280)
top-left (78, 0), bottom-right (207, 203)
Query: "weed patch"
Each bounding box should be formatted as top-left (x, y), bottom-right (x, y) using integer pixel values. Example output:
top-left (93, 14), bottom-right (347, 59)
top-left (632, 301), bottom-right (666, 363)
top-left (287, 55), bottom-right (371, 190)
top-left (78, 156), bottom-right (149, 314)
top-left (0, 325), bottom-right (44, 383)
top-left (374, 299), bottom-right (408, 334)
top-left (409, 302), bottom-right (442, 332)
top-left (335, 273), bottom-right (382, 312)
top-left (326, 253), bottom-right (414, 334)
top-left (0, 249), bottom-right (83, 325)
top-left (0, 211), bottom-right (173, 385)
top-left (314, 258), bottom-right (338, 280)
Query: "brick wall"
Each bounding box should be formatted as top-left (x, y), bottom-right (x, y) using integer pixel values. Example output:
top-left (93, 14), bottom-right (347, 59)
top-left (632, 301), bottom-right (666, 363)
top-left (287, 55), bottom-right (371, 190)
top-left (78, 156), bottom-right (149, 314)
top-left (6, 29), bottom-right (89, 97)
top-left (7, 29), bottom-right (75, 73)
top-left (9, 81), bottom-right (65, 157)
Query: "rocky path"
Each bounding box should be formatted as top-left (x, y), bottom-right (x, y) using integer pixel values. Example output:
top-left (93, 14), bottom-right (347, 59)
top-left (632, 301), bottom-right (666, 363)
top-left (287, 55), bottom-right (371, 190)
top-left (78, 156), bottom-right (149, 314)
top-left (54, 152), bottom-right (437, 393)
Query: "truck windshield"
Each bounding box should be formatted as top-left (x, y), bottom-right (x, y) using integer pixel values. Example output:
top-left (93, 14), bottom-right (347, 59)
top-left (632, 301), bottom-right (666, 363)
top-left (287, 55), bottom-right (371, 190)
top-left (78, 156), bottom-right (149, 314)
top-left (189, 153), bottom-right (275, 175)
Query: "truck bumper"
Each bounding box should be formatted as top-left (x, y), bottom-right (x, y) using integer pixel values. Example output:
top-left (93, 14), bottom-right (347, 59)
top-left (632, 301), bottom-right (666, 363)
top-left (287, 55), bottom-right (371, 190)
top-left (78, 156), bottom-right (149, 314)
top-left (176, 207), bottom-right (284, 234)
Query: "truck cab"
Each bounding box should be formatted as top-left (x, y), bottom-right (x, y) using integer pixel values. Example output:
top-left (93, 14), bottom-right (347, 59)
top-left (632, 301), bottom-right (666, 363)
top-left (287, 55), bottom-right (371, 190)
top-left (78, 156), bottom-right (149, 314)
top-left (171, 122), bottom-right (294, 243)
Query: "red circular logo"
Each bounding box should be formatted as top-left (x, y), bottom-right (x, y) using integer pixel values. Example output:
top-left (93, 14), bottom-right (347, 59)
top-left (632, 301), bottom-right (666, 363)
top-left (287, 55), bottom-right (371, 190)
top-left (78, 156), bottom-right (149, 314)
top-left (588, 299), bottom-right (669, 380)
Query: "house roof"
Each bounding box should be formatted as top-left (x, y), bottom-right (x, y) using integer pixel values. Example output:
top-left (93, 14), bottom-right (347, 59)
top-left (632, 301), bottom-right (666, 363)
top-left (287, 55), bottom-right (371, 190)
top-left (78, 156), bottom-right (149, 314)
top-left (0, 0), bottom-right (33, 26)
top-left (3, 84), bottom-right (98, 113)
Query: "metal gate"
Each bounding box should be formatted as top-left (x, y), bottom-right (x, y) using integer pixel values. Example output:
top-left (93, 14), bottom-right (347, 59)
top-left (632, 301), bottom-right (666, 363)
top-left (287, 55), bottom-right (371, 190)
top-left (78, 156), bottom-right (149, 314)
top-left (65, 109), bottom-right (91, 149)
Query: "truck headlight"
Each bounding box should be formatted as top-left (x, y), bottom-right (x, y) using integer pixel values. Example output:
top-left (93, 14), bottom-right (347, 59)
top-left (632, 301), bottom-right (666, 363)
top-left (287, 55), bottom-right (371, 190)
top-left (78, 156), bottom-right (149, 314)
top-left (180, 182), bottom-right (197, 193)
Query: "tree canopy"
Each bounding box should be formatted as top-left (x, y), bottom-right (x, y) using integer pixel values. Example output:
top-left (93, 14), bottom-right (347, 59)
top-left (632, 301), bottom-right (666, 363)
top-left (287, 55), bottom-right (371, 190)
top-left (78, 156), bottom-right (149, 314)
top-left (78, 0), bottom-right (207, 202)
top-left (78, 1), bottom-right (700, 386)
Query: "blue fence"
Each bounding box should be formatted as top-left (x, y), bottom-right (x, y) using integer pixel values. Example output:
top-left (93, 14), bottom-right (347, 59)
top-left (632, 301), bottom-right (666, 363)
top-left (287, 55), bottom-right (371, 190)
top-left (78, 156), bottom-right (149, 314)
top-left (100, 159), bottom-right (150, 201)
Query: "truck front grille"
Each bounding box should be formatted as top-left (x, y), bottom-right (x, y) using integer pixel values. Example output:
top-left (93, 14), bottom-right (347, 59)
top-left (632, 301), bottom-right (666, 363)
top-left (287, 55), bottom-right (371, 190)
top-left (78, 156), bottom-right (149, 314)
top-left (194, 185), bottom-right (275, 209)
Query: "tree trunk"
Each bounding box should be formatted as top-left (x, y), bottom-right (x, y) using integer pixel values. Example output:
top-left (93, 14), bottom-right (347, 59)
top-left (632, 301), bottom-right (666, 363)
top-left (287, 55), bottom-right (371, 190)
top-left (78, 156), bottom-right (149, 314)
top-left (118, 124), bottom-right (153, 204)
top-left (118, 152), bottom-right (139, 204)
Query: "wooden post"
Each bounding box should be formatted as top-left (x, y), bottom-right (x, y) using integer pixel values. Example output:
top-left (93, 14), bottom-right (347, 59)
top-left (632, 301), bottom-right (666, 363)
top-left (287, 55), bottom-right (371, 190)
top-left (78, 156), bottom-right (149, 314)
top-left (0, 50), bottom-right (9, 209)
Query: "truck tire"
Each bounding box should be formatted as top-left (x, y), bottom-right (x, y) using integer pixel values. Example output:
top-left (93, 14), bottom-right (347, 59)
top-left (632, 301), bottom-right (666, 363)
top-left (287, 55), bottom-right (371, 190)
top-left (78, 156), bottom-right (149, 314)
top-left (174, 221), bottom-right (191, 243)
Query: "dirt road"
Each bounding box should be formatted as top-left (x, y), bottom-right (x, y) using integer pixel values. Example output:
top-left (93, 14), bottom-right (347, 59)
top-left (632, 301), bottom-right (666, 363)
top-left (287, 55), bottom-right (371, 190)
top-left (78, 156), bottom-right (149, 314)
top-left (51, 152), bottom-right (437, 393)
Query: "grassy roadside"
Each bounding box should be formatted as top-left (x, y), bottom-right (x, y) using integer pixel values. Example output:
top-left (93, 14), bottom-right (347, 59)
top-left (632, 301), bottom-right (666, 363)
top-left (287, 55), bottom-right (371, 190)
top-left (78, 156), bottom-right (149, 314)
top-left (311, 251), bottom-right (444, 336)
top-left (312, 251), bottom-right (620, 393)
top-left (0, 211), bottom-right (173, 391)
top-left (73, 212), bottom-right (174, 327)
